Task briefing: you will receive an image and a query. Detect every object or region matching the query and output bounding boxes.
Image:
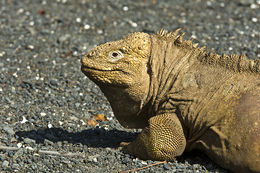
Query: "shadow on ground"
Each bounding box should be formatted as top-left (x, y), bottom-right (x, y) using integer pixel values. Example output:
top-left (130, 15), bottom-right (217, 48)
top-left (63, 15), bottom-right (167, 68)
top-left (15, 127), bottom-right (138, 148)
top-left (15, 127), bottom-right (226, 171)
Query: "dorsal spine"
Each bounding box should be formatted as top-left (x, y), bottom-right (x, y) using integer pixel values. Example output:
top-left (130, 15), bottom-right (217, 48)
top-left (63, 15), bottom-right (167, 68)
top-left (156, 29), bottom-right (260, 74)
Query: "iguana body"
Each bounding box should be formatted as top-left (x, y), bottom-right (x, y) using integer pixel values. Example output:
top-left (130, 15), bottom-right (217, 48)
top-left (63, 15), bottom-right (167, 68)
top-left (81, 29), bottom-right (260, 173)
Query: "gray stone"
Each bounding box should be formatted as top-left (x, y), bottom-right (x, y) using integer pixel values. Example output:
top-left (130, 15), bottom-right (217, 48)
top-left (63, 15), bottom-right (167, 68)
top-left (24, 138), bottom-right (36, 145)
top-left (2, 160), bottom-right (9, 168)
top-left (238, 0), bottom-right (254, 5)
top-left (12, 163), bottom-right (20, 169)
top-left (163, 163), bottom-right (172, 170)
top-left (2, 125), bottom-right (15, 135)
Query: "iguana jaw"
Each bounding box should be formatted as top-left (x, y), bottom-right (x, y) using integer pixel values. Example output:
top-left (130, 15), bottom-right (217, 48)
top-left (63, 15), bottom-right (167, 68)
top-left (81, 64), bottom-right (118, 72)
top-left (81, 55), bottom-right (142, 87)
top-left (81, 54), bottom-right (131, 73)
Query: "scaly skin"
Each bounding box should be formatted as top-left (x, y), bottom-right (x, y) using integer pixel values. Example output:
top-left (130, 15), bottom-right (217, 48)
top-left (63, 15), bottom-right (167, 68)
top-left (81, 29), bottom-right (260, 173)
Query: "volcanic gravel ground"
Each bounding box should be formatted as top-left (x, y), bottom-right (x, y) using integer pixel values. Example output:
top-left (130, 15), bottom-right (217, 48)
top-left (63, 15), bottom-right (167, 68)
top-left (0, 0), bottom-right (259, 172)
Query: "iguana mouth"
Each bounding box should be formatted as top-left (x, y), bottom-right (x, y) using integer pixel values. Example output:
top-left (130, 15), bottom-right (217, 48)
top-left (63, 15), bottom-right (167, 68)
top-left (81, 56), bottom-right (120, 72)
top-left (81, 65), bottom-right (120, 72)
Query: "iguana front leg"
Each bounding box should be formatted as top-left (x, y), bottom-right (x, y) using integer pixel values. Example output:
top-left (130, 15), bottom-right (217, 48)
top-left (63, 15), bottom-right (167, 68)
top-left (122, 113), bottom-right (186, 161)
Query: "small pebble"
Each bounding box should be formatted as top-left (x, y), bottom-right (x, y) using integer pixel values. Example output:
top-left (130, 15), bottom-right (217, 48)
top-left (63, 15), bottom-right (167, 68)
top-left (123, 6), bottom-right (128, 11)
top-left (47, 123), bottom-right (53, 128)
top-left (12, 163), bottom-right (20, 169)
top-left (24, 138), bottom-right (36, 145)
top-left (20, 116), bottom-right (28, 124)
top-left (84, 24), bottom-right (90, 30)
top-left (252, 17), bottom-right (258, 22)
top-left (141, 161), bottom-right (147, 165)
top-left (17, 143), bottom-right (22, 148)
top-left (87, 155), bottom-right (99, 163)
top-left (163, 163), bottom-right (171, 170)
top-left (76, 17), bottom-right (81, 23)
top-left (2, 160), bottom-right (9, 168)
top-left (40, 112), bottom-right (46, 116)
top-left (27, 45), bottom-right (34, 50)
top-left (250, 4), bottom-right (258, 9)
top-left (50, 80), bottom-right (58, 86)
top-left (0, 51), bottom-right (5, 57)
top-left (2, 125), bottom-right (15, 135)
top-left (128, 20), bottom-right (138, 27)
top-left (97, 29), bottom-right (103, 34)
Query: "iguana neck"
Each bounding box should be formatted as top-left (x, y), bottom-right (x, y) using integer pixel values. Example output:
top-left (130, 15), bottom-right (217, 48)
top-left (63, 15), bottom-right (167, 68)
top-left (99, 79), bottom-right (150, 129)
top-left (145, 34), bottom-right (201, 116)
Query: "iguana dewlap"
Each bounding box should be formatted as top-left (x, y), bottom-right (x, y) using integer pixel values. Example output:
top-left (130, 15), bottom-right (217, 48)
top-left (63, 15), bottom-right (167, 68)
top-left (81, 29), bottom-right (260, 173)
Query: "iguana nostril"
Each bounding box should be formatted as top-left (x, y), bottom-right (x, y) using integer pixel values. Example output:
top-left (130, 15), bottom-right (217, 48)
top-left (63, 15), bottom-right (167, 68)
top-left (90, 51), bottom-right (94, 56)
top-left (87, 50), bottom-right (96, 58)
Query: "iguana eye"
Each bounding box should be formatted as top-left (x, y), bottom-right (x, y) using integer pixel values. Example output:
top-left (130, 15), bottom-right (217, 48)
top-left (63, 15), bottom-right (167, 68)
top-left (112, 52), bottom-right (119, 57)
top-left (109, 50), bottom-right (124, 61)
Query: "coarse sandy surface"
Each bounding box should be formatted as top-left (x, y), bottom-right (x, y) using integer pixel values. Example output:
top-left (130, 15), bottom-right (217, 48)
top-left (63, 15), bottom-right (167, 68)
top-left (0, 0), bottom-right (259, 172)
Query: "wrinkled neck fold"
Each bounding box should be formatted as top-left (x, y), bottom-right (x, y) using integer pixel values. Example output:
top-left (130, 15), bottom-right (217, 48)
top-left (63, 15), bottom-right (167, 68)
top-left (144, 35), bottom-right (195, 116)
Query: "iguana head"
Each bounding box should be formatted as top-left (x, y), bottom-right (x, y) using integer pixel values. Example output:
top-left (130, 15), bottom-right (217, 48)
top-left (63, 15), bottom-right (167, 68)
top-left (81, 32), bottom-right (151, 128)
top-left (81, 32), bottom-right (151, 87)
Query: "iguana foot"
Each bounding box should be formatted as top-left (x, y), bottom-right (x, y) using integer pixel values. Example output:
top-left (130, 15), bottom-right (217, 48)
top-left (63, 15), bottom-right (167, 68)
top-left (121, 114), bottom-right (186, 161)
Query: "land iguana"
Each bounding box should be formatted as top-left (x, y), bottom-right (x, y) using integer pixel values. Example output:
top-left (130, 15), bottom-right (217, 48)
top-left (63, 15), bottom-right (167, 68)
top-left (81, 29), bottom-right (260, 173)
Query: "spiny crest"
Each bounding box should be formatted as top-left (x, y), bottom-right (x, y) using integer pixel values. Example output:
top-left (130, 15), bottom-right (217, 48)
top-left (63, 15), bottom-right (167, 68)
top-left (228, 54), bottom-right (260, 73)
top-left (156, 29), bottom-right (260, 74)
top-left (156, 28), bottom-right (199, 49)
top-left (157, 28), bottom-right (181, 38)
top-left (198, 52), bottom-right (260, 74)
